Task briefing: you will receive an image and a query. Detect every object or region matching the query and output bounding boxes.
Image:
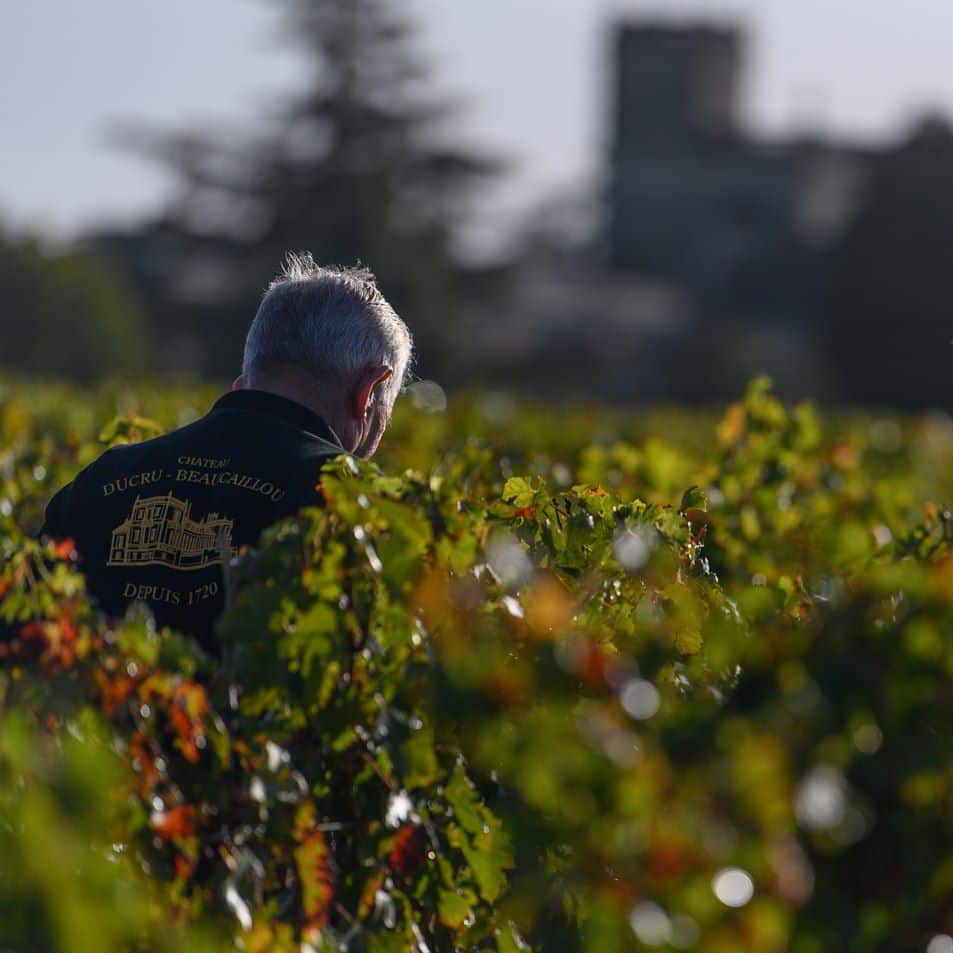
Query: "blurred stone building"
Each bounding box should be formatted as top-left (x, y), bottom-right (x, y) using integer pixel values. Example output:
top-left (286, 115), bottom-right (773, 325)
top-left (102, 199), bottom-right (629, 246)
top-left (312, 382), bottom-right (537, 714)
top-left (607, 23), bottom-right (873, 402)
top-left (468, 21), bottom-right (923, 405)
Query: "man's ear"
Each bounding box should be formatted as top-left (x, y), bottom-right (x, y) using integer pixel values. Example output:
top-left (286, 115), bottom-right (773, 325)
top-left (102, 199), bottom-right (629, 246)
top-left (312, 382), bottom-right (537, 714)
top-left (232, 375), bottom-right (246, 392)
top-left (352, 366), bottom-right (393, 420)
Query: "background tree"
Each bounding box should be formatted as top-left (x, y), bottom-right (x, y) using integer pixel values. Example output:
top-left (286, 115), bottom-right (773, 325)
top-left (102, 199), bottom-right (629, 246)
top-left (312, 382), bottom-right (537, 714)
top-left (827, 116), bottom-right (953, 408)
top-left (98, 0), bottom-right (501, 382)
top-left (0, 227), bottom-right (149, 381)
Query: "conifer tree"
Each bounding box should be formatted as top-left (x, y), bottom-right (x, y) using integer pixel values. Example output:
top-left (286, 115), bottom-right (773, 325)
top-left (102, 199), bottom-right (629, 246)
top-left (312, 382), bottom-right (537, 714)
top-left (112, 0), bottom-right (500, 379)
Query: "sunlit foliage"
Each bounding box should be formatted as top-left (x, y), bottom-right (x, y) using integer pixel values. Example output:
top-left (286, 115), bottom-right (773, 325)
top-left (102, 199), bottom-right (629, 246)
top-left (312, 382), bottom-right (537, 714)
top-left (3, 377), bottom-right (953, 951)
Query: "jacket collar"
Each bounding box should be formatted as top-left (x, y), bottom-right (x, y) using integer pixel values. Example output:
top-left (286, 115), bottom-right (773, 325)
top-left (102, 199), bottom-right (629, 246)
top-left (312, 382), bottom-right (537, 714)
top-left (212, 390), bottom-right (345, 449)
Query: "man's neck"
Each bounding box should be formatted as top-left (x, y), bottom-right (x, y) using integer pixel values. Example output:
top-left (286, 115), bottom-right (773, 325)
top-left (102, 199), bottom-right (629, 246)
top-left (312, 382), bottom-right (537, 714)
top-left (242, 368), bottom-right (350, 448)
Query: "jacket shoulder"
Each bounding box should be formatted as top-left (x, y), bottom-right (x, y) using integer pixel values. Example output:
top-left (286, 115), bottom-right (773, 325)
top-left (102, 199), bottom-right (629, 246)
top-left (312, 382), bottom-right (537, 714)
top-left (39, 445), bottom-right (125, 539)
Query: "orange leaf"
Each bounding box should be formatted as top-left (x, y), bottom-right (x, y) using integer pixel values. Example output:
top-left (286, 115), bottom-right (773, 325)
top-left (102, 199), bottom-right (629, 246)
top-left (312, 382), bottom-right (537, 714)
top-left (97, 671), bottom-right (135, 718)
top-left (153, 804), bottom-right (197, 841)
top-left (717, 402), bottom-right (746, 448)
top-left (168, 687), bottom-right (207, 764)
top-left (129, 732), bottom-right (160, 790)
top-left (295, 830), bottom-right (334, 928)
top-left (829, 441), bottom-right (858, 470)
top-left (174, 854), bottom-right (196, 881)
top-left (523, 574), bottom-right (574, 640)
top-left (358, 870), bottom-right (386, 919)
top-left (174, 681), bottom-right (208, 719)
top-left (52, 538), bottom-right (76, 561)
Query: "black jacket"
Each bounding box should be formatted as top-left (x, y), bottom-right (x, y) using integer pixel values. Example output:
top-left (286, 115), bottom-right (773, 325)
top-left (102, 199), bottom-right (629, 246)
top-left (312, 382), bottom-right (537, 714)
top-left (41, 389), bottom-right (345, 653)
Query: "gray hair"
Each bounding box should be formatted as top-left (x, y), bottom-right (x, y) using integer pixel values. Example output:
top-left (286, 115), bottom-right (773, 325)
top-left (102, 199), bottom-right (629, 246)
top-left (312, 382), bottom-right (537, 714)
top-left (242, 253), bottom-right (413, 407)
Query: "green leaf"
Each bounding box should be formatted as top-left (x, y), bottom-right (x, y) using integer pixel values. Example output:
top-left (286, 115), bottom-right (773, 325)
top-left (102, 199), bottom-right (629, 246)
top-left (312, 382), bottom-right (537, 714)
top-left (399, 723), bottom-right (438, 790)
top-left (467, 821), bottom-right (513, 904)
top-left (445, 765), bottom-right (483, 836)
top-left (497, 921), bottom-right (531, 952)
top-left (438, 886), bottom-right (477, 928)
top-left (680, 485), bottom-right (708, 513)
top-left (366, 930), bottom-right (411, 953)
top-left (447, 819), bottom-right (513, 905)
top-left (501, 477), bottom-right (541, 509)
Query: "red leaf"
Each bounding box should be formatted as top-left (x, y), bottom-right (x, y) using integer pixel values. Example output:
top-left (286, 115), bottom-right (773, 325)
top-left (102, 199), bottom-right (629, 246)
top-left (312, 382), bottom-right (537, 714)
top-left (19, 621), bottom-right (46, 641)
top-left (389, 823), bottom-right (428, 878)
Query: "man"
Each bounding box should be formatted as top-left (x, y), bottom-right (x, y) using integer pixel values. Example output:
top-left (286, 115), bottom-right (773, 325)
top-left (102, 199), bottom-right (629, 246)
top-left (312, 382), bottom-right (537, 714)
top-left (41, 254), bottom-right (413, 653)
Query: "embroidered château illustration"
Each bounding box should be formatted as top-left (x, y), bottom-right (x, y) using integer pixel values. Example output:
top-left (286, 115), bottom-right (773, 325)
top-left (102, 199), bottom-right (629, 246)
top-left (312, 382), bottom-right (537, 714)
top-left (108, 493), bottom-right (233, 571)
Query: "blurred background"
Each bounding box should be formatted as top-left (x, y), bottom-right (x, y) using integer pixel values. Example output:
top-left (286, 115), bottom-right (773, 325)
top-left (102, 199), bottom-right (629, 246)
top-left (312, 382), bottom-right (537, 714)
top-left (3, 0), bottom-right (953, 408)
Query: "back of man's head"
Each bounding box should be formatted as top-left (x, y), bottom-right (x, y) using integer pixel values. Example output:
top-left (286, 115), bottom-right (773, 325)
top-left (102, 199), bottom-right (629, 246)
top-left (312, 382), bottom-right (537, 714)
top-left (242, 253), bottom-right (413, 413)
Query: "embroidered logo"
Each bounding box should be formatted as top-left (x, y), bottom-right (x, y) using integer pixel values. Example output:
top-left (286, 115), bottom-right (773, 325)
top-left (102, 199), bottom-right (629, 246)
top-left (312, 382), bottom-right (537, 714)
top-left (107, 493), bottom-right (234, 571)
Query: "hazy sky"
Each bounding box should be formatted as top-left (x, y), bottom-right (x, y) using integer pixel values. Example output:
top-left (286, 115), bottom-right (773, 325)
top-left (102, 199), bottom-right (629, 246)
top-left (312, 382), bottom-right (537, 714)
top-left (4, 0), bottom-right (953, 250)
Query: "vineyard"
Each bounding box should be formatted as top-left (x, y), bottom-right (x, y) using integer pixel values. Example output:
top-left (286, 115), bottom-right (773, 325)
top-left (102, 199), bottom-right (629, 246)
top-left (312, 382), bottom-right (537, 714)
top-left (4, 375), bottom-right (953, 952)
